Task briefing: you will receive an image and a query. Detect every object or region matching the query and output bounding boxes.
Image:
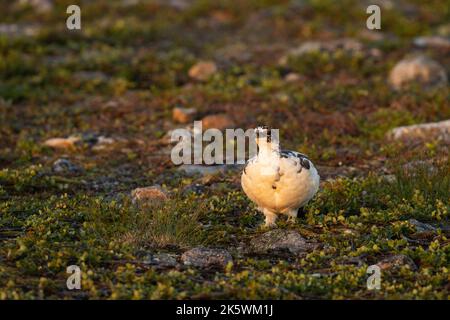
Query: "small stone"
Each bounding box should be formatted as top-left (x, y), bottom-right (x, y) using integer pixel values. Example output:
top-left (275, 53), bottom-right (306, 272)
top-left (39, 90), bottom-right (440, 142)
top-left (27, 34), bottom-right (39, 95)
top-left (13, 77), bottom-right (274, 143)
top-left (284, 72), bottom-right (302, 82)
top-left (43, 137), bottom-right (79, 150)
top-left (172, 107), bottom-right (197, 124)
top-left (188, 61), bottom-right (217, 81)
top-left (413, 36), bottom-right (450, 49)
top-left (388, 120), bottom-right (450, 142)
top-left (376, 254), bottom-right (417, 271)
top-left (201, 114), bottom-right (234, 130)
top-left (177, 164), bottom-right (227, 176)
top-left (52, 158), bottom-right (83, 174)
top-left (131, 185), bottom-right (168, 205)
top-left (408, 219), bottom-right (436, 233)
top-left (143, 253), bottom-right (178, 267)
top-left (250, 229), bottom-right (317, 255)
top-left (181, 247), bottom-right (232, 268)
top-left (388, 55), bottom-right (447, 90)
top-left (182, 183), bottom-right (206, 195)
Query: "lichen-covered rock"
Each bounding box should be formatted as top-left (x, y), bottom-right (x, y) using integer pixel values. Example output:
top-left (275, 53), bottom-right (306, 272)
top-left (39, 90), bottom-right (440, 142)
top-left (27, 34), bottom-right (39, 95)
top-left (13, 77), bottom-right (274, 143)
top-left (249, 229), bottom-right (317, 255)
top-left (52, 158), bottom-right (83, 174)
top-left (388, 55), bottom-right (447, 90)
top-left (172, 107), bottom-right (197, 124)
top-left (188, 61), bottom-right (217, 81)
top-left (387, 120), bottom-right (450, 142)
top-left (376, 254), bottom-right (417, 271)
top-left (181, 247), bottom-right (232, 268)
top-left (131, 185), bottom-right (168, 205)
top-left (201, 114), bottom-right (234, 130)
top-left (408, 219), bottom-right (436, 233)
top-left (143, 253), bottom-right (178, 267)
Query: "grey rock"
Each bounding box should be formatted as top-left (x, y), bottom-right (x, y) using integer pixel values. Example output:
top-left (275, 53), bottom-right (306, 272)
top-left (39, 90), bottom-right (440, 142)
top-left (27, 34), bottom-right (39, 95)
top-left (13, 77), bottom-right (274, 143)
top-left (409, 219), bottom-right (436, 233)
top-left (388, 120), bottom-right (450, 142)
top-left (52, 158), bottom-right (83, 174)
top-left (90, 176), bottom-right (120, 192)
top-left (143, 253), bottom-right (178, 267)
top-left (249, 229), bottom-right (317, 255)
top-left (177, 164), bottom-right (227, 176)
top-left (181, 247), bottom-right (232, 268)
top-left (183, 183), bottom-right (206, 195)
top-left (376, 254), bottom-right (417, 271)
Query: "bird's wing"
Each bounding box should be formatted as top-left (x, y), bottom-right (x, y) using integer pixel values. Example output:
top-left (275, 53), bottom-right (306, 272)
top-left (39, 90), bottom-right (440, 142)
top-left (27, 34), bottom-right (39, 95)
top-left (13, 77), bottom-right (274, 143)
top-left (280, 150), bottom-right (311, 170)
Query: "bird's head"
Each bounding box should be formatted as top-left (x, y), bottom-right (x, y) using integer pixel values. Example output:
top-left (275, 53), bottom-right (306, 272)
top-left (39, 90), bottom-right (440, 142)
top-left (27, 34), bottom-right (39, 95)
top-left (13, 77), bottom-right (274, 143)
top-left (255, 126), bottom-right (279, 153)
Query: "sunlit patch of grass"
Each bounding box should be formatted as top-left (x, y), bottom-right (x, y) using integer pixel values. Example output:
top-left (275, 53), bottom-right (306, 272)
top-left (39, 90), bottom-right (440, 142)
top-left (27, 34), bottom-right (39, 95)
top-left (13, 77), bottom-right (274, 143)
top-left (307, 159), bottom-right (450, 223)
top-left (122, 197), bottom-right (206, 250)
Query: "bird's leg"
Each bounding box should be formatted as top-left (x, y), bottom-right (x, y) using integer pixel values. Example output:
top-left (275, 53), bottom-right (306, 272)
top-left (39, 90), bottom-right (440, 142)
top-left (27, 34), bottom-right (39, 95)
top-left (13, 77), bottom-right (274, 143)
top-left (287, 209), bottom-right (298, 224)
top-left (263, 208), bottom-right (277, 228)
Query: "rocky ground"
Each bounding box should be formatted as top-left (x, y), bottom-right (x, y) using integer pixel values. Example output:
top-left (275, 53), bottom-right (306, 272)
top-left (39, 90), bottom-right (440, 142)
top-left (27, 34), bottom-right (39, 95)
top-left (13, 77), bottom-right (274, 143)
top-left (0, 0), bottom-right (449, 299)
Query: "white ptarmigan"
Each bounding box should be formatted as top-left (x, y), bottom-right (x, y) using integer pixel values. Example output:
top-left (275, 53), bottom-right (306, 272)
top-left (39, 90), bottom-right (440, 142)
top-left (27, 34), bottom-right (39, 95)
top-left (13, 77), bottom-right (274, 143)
top-left (241, 126), bottom-right (320, 227)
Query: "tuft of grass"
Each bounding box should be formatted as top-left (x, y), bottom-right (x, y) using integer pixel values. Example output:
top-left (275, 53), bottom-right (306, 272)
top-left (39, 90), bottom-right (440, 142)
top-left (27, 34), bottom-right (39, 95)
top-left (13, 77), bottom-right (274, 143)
top-left (122, 197), bottom-right (206, 250)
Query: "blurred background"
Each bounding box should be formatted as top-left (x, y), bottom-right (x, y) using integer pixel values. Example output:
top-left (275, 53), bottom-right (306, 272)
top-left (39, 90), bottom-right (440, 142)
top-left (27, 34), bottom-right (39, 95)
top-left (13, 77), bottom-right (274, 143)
top-left (0, 0), bottom-right (449, 173)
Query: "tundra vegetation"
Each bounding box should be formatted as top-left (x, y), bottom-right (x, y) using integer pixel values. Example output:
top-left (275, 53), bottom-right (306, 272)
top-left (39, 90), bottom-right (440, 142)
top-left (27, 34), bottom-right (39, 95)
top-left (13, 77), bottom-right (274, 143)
top-left (0, 0), bottom-right (449, 299)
